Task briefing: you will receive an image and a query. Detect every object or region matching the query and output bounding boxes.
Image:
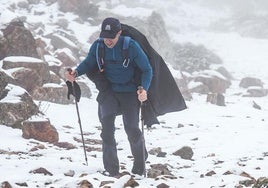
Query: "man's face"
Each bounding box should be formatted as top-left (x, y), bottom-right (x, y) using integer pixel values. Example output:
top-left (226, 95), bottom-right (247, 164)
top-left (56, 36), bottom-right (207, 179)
top-left (103, 31), bottom-right (121, 48)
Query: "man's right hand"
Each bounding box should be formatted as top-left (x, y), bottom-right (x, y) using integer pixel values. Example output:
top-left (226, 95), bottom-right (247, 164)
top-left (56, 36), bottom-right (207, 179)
top-left (65, 69), bottom-right (76, 82)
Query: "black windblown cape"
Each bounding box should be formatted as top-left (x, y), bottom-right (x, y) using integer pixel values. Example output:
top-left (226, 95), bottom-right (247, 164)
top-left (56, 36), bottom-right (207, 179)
top-left (87, 24), bottom-right (187, 127)
top-left (121, 24), bottom-right (186, 126)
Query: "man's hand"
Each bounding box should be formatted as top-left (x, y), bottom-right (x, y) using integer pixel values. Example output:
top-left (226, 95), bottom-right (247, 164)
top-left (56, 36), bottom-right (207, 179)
top-left (137, 86), bottom-right (147, 102)
top-left (65, 68), bottom-right (76, 82)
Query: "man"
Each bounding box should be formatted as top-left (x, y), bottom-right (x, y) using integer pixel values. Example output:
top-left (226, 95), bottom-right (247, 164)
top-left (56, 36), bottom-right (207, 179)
top-left (65, 17), bottom-right (152, 176)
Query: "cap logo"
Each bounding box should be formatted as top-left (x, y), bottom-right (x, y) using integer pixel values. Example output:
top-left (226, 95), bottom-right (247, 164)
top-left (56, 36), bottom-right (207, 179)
top-left (105, 24), bottom-right (111, 31)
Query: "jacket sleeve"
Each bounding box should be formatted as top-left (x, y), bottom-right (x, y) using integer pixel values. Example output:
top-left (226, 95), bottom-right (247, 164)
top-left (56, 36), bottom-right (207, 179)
top-left (76, 42), bottom-right (98, 76)
top-left (129, 40), bottom-right (152, 91)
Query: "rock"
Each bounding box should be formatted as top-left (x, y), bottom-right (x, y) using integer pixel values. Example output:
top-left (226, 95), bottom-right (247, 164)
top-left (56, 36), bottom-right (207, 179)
top-left (58, 0), bottom-right (98, 20)
top-left (15, 182), bottom-right (28, 187)
top-left (253, 101), bottom-right (261, 110)
top-left (64, 170), bottom-right (75, 177)
top-left (100, 181), bottom-right (114, 187)
top-left (78, 180), bottom-right (93, 188)
top-left (120, 12), bottom-right (172, 61)
top-left (245, 87), bottom-right (268, 97)
top-left (45, 33), bottom-right (79, 56)
top-left (31, 81), bottom-right (91, 104)
top-left (157, 151), bottom-right (167, 158)
top-left (148, 147), bottom-right (162, 155)
top-left (22, 118), bottom-right (59, 143)
top-left (29, 167), bottom-right (53, 176)
top-left (1, 181), bottom-right (12, 188)
top-left (124, 177), bottom-right (139, 187)
top-left (0, 70), bottom-right (9, 98)
top-left (147, 164), bottom-right (173, 178)
top-left (205, 170), bottom-right (216, 176)
top-left (49, 71), bottom-right (62, 84)
top-left (239, 179), bottom-right (256, 187)
top-left (174, 76), bottom-right (193, 101)
top-left (157, 183), bottom-right (170, 188)
top-left (54, 48), bottom-right (78, 67)
top-left (54, 142), bottom-right (76, 150)
top-left (217, 66), bottom-right (233, 80)
top-left (2, 56), bottom-right (50, 84)
top-left (192, 70), bottom-right (231, 94)
top-left (1, 20), bottom-right (39, 59)
top-left (239, 77), bottom-right (263, 88)
top-left (9, 67), bottom-right (43, 93)
top-left (173, 146), bottom-right (194, 160)
top-left (206, 93), bottom-right (225, 106)
top-left (188, 81), bottom-right (210, 95)
top-left (0, 34), bottom-right (8, 60)
top-left (253, 177), bottom-right (268, 188)
top-left (31, 83), bottom-right (71, 104)
top-left (0, 84), bottom-right (39, 128)
top-left (172, 42), bottom-right (223, 73)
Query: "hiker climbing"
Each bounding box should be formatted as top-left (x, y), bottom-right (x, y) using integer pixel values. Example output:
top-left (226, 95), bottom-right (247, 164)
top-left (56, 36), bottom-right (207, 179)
top-left (65, 17), bottom-right (152, 177)
top-left (65, 17), bottom-right (186, 177)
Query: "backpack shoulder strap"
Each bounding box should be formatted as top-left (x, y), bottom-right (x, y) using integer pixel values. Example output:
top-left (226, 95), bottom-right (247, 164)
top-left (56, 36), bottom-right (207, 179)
top-left (96, 38), bottom-right (105, 72)
top-left (122, 36), bottom-right (131, 67)
top-left (96, 37), bottom-right (131, 69)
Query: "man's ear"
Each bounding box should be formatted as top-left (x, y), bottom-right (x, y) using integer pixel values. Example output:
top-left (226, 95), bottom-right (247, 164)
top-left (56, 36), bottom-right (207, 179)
top-left (118, 30), bottom-right (122, 35)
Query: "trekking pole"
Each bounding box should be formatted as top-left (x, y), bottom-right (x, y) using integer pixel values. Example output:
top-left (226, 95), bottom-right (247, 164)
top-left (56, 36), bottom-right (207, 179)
top-left (68, 69), bottom-right (88, 166)
top-left (138, 86), bottom-right (146, 177)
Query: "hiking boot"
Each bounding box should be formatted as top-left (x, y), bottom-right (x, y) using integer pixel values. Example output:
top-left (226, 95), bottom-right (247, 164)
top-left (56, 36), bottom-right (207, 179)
top-left (131, 146), bottom-right (148, 175)
top-left (131, 157), bottom-right (148, 176)
top-left (131, 166), bottom-right (144, 176)
top-left (100, 170), bottom-right (119, 177)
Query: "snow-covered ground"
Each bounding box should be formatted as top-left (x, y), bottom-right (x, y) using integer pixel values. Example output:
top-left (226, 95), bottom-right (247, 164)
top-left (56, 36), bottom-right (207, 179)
top-left (1, 0), bottom-right (268, 187)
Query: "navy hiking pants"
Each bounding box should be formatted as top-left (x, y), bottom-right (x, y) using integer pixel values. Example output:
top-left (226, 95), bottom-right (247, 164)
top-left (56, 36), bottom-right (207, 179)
top-left (98, 92), bottom-right (146, 176)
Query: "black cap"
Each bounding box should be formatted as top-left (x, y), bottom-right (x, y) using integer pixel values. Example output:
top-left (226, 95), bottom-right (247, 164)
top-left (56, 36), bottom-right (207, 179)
top-left (100, 17), bottom-right (121, 39)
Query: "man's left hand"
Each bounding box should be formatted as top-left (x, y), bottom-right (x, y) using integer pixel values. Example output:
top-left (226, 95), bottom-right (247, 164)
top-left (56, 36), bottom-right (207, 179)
top-left (137, 88), bottom-right (147, 102)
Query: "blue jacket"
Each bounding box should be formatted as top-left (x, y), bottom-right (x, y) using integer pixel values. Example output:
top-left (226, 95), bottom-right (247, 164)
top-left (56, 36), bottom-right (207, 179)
top-left (76, 36), bottom-right (152, 92)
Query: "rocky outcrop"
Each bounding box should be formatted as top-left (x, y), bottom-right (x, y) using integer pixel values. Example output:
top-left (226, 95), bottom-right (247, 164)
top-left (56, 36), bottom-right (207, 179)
top-left (2, 56), bottom-right (50, 85)
top-left (2, 55), bottom-right (92, 104)
top-left (0, 20), bottom-right (39, 60)
top-left (189, 70), bottom-right (231, 94)
top-left (9, 67), bottom-right (43, 93)
top-left (58, 0), bottom-right (99, 20)
top-left (0, 84), bottom-right (39, 128)
top-left (172, 43), bottom-right (223, 73)
top-left (239, 77), bottom-right (264, 88)
top-left (32, 83), bottom-right (70, 104)
top-left (240, 77), bottom-right (268, 97)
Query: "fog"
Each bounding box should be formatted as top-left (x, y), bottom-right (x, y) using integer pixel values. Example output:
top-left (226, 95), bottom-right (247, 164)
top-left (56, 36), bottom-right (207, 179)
top-left (112, 0), bottom-right (268, 39)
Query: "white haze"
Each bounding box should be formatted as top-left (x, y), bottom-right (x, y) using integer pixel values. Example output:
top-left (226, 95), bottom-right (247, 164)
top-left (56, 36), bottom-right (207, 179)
top-left (0, 0), bottom-right (268, 187)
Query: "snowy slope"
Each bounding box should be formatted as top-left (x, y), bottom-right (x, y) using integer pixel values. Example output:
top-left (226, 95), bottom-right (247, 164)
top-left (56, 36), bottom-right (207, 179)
top-left (1, 0), bottom-right (268, 188)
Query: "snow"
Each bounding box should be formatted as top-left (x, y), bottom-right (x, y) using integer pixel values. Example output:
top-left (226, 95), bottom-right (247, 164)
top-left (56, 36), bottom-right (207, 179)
top-left (0, 84), bottom-right (27, 103)
top-left (3, 56), bottom-right (43, 63)
top-left (52, 34), bottom-right (77, 49)
top-left (1, 0), bottom-right (268, 188)
top-left (171, 32), bottom-right (268, 82)
top-left (42, 83), bottom-right (62, 88)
